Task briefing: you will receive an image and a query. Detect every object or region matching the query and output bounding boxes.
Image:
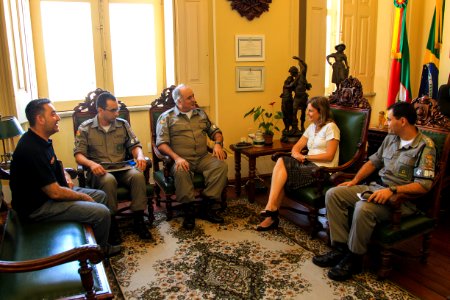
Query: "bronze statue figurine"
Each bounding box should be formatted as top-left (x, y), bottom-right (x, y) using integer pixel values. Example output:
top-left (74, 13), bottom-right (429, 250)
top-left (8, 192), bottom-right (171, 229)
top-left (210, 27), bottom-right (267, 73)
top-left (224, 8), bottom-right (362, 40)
top-left (280, 56), bottom-right (312, 143)
top-left (327, 43), bottom-right (349, 90)
top-left (291, 56), bottom-right (311, 134)
top-left (280, 66), bottom-right (297, 134)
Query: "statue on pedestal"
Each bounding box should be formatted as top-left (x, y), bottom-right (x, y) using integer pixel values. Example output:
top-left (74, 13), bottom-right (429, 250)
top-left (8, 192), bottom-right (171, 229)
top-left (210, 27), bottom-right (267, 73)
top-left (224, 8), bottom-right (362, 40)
top-left (327, 43), bottom-right (350, 91)
top-left (280, 66), bottom-right (297, 134)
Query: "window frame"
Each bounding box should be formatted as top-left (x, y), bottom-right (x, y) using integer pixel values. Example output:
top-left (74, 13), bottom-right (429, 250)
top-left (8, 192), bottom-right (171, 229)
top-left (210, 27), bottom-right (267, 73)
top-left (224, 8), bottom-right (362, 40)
top-left (29, 0), bottom-right (165, 111)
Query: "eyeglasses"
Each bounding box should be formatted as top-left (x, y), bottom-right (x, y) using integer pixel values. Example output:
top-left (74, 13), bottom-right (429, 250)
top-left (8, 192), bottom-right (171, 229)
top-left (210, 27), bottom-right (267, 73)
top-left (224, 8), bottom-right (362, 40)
top-left (104, 108), bottom-right (119, 113)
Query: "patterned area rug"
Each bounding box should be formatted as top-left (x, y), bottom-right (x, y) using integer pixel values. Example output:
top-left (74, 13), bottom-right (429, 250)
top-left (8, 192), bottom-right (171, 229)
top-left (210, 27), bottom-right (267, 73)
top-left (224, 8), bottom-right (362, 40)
top-left (109, 198), bottom-right (417, 299)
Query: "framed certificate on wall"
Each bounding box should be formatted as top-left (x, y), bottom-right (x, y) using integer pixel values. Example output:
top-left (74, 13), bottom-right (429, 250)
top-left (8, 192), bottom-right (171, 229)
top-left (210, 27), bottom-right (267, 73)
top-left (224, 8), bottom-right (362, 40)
top-left (235, 35), bottom-right (265, 61)
top-left (236, 66), bottom-right (265, 91)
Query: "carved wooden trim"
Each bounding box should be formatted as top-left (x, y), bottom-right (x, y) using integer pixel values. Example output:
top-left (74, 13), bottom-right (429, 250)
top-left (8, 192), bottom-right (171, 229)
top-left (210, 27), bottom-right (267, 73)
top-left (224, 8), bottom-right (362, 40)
top-left (73, 88), bottom-right (127, 114)
top-left (328, 76), bottom-right (371, 109)
top-left (412, 95), bottom-right (450, 130)
top-left (227, 0), bottom-right (272, 21)
top-left (150, 85), bottom-right (176, 110)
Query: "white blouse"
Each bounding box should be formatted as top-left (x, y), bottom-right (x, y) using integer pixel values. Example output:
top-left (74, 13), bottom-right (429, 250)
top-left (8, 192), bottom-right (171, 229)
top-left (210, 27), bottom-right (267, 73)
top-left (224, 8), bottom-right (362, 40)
top-left (303, 122), bottom-right (340, 168)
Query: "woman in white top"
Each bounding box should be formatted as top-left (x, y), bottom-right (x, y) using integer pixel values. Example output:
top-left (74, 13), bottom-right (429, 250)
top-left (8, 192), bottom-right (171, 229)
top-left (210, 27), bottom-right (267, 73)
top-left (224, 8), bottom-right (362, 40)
top-left (257, 96), bottom-right (340, 231)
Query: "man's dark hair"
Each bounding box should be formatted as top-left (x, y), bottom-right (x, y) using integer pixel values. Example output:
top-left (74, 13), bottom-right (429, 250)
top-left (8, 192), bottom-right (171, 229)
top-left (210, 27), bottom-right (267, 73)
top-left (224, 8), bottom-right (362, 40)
top-left (388, 101), bottom-right (417, 125)
top-left (96, 92), bottom-right (117, 110)
top-left (25, 98), bottom-right (51, 127)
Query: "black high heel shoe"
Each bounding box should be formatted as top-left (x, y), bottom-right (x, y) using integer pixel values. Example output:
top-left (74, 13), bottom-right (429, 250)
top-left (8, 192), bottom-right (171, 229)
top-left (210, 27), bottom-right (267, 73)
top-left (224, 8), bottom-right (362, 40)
top-left (256, 210), bottom-right (279, 231)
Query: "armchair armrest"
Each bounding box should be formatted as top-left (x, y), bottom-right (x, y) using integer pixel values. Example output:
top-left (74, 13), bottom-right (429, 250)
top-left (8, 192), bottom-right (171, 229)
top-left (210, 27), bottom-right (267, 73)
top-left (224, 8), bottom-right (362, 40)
top-left (271, 152), bottom-right (291, 161)
top-left (65, 167), bottom-right (78, 179)
top-left (0, 168), bottom-right (10, 180)
top-left (0, 244), bottom-right (103, 273)
top-left (77, 164), bottom-right (87, 187)
top-left (329, 172), bottom-right (356, 185)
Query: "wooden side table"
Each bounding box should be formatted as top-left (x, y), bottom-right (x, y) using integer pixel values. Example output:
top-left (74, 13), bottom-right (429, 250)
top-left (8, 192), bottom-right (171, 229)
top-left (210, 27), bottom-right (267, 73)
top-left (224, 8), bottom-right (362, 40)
top-left (229, 140), bottom-right (292, 203)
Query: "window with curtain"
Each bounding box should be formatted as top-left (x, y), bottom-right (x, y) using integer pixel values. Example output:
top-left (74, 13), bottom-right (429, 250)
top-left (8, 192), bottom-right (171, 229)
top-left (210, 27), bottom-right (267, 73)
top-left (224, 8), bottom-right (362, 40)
top-left (30, 0), bottom-right (165, 110)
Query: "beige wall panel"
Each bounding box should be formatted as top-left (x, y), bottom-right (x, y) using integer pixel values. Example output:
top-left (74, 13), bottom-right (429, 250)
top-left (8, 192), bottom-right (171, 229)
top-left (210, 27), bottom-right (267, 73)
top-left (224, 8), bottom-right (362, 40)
top-left (175, 0), bottom-right (210, 106)
top-left (305, 0), bottom-right (326, 97)
top-left (342, 0), bottom-right (377, 94)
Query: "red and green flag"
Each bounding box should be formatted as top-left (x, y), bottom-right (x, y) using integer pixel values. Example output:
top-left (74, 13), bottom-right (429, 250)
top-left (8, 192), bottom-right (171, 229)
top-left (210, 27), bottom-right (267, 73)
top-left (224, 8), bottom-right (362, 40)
top-left (418, 0), bottom-right (445, 99)
top-left (387, 0), bottom-right (412, 107)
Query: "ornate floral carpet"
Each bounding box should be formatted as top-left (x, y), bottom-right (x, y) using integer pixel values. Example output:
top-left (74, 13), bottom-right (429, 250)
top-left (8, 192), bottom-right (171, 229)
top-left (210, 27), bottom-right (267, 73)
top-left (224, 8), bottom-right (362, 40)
top-left (109, 198), bottom-right (417, 299)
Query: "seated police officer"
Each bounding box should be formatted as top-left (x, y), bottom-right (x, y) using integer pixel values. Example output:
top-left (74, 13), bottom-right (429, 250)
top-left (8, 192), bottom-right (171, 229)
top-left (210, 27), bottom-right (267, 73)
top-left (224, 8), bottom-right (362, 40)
top-left (156, 84), bottom-right (228, 230)
top-left (313, 101), bottom-right (436, 281)
top-left (74, 92), bottom-right (151, 243)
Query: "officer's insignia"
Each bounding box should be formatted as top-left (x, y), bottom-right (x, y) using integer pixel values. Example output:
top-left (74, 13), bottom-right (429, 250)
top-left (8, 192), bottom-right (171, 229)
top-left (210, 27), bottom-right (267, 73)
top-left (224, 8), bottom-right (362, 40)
top-left (397, 165), bottom-right (412, 179)
top-left (415, 147), bottom-right (436, 179)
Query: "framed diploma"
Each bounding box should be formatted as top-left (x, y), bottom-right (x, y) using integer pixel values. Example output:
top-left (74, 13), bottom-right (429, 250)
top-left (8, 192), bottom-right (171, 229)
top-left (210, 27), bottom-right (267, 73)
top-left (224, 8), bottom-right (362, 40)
top-left (236, 66), bottom-right (265, 91)
top-left (235, 35), bottom-right (265, 61)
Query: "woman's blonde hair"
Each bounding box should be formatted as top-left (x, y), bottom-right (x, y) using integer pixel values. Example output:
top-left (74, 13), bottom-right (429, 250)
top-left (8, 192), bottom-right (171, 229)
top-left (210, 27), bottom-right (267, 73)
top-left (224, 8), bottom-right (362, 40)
top-left (307, 96), bottom-right (333, 128)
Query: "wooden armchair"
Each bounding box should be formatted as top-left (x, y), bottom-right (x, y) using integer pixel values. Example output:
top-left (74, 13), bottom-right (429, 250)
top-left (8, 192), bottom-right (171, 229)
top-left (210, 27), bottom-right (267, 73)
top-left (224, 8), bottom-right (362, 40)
top-left (0, 167), bottom-right (112, 300)
top-left (331, 96), bottom-right (450, 279)
top-left (72, 88), bottom-right (154, 222)
top-left (149, 86), bottom-right (227, 220)
top-left (272, 77), bottom-right (371, 238)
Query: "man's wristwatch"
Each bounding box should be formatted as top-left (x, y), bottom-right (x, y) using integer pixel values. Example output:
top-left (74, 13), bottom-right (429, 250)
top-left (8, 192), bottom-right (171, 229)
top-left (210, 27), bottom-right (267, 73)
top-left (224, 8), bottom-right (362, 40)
top-left (389, 185), bottom-right (397, 194)
top-left (215, 141), bottom-right (223, 147)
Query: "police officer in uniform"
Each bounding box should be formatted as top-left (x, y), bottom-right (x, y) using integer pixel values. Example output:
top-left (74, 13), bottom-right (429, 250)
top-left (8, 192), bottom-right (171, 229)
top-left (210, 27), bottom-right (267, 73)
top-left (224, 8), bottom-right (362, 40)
top-left (74, 92), bottom-right (151, 243)
top-left (156, 84), bottom-right (228, 230)
top-left (313, 101), bottom-right (436, 281)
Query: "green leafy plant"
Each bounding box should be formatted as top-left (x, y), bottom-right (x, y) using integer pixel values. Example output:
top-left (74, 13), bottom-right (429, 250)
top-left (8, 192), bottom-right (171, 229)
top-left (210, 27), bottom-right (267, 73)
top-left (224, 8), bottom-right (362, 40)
top-left (244, 102), bottom-right (283, 136)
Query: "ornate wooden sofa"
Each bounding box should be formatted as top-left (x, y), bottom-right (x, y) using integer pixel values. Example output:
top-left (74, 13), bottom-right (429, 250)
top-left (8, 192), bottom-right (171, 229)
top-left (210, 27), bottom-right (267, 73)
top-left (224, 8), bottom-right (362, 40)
top-left (0, 168), bottom-right (113, 300)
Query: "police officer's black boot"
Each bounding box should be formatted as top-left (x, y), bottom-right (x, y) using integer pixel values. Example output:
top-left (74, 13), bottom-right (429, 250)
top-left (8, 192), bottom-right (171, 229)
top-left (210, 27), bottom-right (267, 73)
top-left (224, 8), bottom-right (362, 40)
top-left (327, 251), bottom-right (363, 281)
top-left (133, 211), bottom-right (152, 240)
top-left (108, 217), bottom-right (122, 245)
top-left (182, 203), bottom-right (196, 230)
top-left (312, 242), bottom-right (348, 268)
top-left (199, 199), bottom-right (224, 224)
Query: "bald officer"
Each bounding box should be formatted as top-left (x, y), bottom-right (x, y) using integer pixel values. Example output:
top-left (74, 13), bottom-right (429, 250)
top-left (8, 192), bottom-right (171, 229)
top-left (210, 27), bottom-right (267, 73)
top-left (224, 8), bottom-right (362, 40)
top-left (74, 92), bottom-right (151, 243)
top-left (156, 84), bottom-right (228, 230)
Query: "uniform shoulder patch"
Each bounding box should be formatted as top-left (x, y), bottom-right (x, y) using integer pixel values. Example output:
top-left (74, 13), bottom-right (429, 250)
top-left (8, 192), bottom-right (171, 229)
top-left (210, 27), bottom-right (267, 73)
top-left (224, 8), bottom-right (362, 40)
top-left (421, 134), bottom-right (435, 148)
top-left (79, 118), bottom-right (94, 128)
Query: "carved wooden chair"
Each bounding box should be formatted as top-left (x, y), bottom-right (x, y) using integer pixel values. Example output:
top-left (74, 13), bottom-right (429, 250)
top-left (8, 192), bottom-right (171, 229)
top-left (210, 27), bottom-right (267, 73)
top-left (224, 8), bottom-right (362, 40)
top-left (272, 76), bottom-right (371, 238)
top-left (331, 96), bottom-right (450, 279)
top-left (373, 96), bottom-right (449, 278)
top-left (72, 88), bottom-right (154, 222)
top-left (149, 86), bottom-right (227, 220)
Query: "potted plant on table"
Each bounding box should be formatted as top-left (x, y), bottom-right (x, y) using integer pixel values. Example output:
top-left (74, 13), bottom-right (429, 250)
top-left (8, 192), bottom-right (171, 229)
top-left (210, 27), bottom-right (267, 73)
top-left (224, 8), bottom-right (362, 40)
top-left (244, 102), bottom-right (283, 145)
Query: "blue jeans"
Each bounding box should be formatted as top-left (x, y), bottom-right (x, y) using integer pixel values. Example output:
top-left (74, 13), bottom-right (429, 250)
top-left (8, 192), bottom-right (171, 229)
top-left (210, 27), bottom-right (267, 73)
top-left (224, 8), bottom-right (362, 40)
top-left (29, 187), bottom-right (110, 247)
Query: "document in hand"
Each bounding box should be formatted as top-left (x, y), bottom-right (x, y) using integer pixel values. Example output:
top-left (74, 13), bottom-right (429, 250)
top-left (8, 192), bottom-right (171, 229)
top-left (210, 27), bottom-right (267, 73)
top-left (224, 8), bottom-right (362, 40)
top-left (357, 190), bottom-right (373, 201)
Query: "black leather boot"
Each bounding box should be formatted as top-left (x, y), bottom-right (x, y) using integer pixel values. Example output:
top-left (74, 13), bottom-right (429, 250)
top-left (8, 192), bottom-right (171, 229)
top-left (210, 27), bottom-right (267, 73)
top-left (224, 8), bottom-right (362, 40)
top-left (199, 199), bottom-right (224, 224)
top-left (133, 211), bottom-right (152, 240)
top-left (312, 242), bottom-right (348, 268)
top-left (327, 252), bottom-right (363, 281)
top-left (182, 203), bottom-right (196, 230)
top-left (108, 217), bottom-right (122, 245)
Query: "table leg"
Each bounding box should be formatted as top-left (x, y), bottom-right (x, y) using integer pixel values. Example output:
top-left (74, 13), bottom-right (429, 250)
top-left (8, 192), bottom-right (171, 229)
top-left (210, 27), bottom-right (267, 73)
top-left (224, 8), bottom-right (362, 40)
top-left (234, 151), bottom-right (241, 196)
top-left (247, 156), bottom-right (256, 203)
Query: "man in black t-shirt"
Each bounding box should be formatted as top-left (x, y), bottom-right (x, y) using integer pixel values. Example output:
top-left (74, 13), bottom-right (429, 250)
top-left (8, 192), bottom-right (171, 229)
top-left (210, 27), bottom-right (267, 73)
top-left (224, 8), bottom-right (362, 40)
top-left (10, 99), bottom-right (120, 256)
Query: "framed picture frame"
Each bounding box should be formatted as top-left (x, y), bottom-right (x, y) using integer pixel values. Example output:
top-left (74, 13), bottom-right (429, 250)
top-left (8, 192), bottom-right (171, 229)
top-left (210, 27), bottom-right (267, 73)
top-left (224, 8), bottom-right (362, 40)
top-left (236, 66), bottom-right (265, 92)
top-left (235, 35), bottom-right (265, 61)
